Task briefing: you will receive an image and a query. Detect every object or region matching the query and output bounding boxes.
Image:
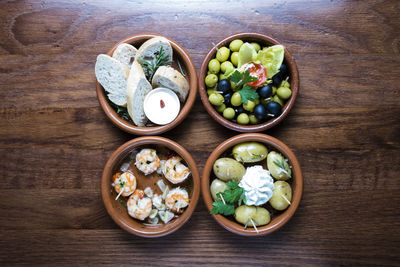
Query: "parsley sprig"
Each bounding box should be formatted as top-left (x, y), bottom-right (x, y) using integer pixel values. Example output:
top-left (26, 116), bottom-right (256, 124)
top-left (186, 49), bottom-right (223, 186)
top-left (228, 70), bottom-right (259, 104)
top-left (138, 46), bottom-right (171, 80)
top-left (211, 180), bottom-right (245, 216)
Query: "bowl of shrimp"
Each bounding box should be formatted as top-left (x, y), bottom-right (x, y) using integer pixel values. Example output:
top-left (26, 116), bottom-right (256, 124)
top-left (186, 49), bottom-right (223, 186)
top-left (101, 136), bottom-right (200, 237)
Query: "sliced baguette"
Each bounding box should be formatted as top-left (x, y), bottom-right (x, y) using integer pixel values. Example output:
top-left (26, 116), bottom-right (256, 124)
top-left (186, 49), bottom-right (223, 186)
top-left (126, 60), bottom-right (152, 126)
top-left (136, 37), bottom-right (173, 66)
top-left (152, 66), bottom-right (189, 102)
top-left (112, 43), bottom-right (137, 68)
top-left (95, 54), bottom-right (129, 107)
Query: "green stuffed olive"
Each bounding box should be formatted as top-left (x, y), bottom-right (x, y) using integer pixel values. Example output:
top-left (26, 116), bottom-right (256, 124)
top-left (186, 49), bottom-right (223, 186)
top-left (213, 158), bottom-right (245, 182)
top-left (267, 151), bottom-right (292, 180)
top-left (232, 142), bottom-right (268, 163)
top-left (234, 205), bottom-right (270, 226)
top-left (210, 179), bottom-right (228, 201)
top-left (269, 181), bottom-right (292, 210)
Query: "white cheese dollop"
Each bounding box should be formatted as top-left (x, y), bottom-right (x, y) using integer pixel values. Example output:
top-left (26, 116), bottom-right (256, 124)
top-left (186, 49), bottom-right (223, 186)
top-left (239, 165), bottom-right (274, 206)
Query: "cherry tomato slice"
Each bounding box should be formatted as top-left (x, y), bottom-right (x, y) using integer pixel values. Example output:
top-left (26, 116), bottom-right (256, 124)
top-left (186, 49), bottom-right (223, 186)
top-left (246, 63), bottom-right (267, 87)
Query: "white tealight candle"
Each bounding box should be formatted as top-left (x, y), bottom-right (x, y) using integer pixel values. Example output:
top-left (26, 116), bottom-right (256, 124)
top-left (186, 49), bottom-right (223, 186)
top-left (143, 87), bottom-right (180, 125)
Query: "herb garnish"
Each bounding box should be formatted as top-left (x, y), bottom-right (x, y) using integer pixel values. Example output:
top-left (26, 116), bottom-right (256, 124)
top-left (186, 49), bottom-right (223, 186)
top-left (138, 47), bottom-right (171, 80)
top-left (109, 101), bottom-right (131, 122)
top-left (228, 70), bottom-right (259, 104)
top-left (211, 180), bottom-right (245, 216)
top-left (273, 158), bottom-right (292, 178)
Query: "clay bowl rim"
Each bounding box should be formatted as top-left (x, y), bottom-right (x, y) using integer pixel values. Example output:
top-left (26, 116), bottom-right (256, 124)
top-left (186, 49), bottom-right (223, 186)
top-left (96, 33), bottom-right (198, 135)
top-left (199, 32), bottom-right (299, 132)
top-left (201, 133), bottom-right (303, 236)
top-left (101, 136), bottom-right (201, 238)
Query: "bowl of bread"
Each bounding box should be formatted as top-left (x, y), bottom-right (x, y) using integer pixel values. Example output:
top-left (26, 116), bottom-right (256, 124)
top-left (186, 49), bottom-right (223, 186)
top-left (95, 33), bottom-right (197, 135)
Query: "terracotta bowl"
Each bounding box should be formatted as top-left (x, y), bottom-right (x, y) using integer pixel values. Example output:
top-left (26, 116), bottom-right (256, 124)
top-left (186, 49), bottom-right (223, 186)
top-left (199, 32), bottom-right (299, 132)
top-left (101, 136), bottom-right (200, 238)
top-left (96, 33), bottom-right (198, 135)
top-left (201, 133), bottom-right (303, 236)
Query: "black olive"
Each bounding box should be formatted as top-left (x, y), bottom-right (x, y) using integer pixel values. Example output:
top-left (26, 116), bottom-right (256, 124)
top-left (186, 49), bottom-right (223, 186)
top-left (272, 73), bottom-right (282, 86)
top-left (224, 93), bottom-right (232, 105)
top-left (253, 104), bottom-right (267, 120)
top-left (279, 63), bottom-right (288, 76)
top-left (257, 85), bottom-right (272, 99)
top-left (266, 101), bottom-right (282, 116)
top-left (217, 79), bottom-right (231, 95)
top-left (235, 106), bottom-right (245, 114)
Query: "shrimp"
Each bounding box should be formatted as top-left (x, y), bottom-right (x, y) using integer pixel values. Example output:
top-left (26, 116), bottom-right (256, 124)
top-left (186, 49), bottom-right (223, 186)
top-left (162, 156), bottom-right (191, 184)
top-left (112, 171), bottom-right (137, 199)
top-left (127, 189), bottom-right (152, 221)
top-left (135, 148), bottom-right (160, 175)
top-left (165, 187), bottom-right (189, 214)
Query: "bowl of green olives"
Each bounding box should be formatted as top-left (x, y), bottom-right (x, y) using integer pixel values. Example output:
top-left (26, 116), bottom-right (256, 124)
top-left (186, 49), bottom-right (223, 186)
top-left (199, 32), bottom-right (299, 132)
top-left (201, 133), bottom-right (303, 236)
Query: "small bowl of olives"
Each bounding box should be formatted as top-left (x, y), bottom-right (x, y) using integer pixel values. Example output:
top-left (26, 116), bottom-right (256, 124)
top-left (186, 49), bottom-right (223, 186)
top-left (201, 133), bottom-right (303, 236)
top-left (199, 32), bottom-right (299, 132)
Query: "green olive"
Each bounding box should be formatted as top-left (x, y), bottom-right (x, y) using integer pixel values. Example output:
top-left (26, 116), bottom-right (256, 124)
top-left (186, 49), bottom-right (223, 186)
top-left (269, 181), bottom-right (292, 211)
top-left (232, 142), bottom-right (268, 163)
top-left (215, 103), bottom-right (226, 113)
top-left (272, 86), bottom-right (277, 96)
top-left (208, 59), bottom-right (221, 74)
top-left (231, 92), bottom-right (242, 106)
top-left (231, 52), bottom-right (239, 67)
top-left (267, 151), bottom-right (292, 180)
top-left (210, 179), bottom-right (228, 201)
top-left (250, 42), bottom-right (261, 52)
top-left (280, 80), bottom-right (291, 88)
top-left (237, 113), bottom-right (249, 125)
top-left (254, 98), bottom-right (260, 105)
top-left (273, 95), bottom-right (284, 106)
top-left (213, 158), bottom-right (246, 182)
top-left (243, 100), bottom-right (255, 112)
top-left (260, 98), bottom-right (272, 106)
top-left (230, 81), bottom-right (238, 91)
top-left (209, 93), bottom-right (224, 106)
top-left (219, 73), bottom-right (228, 81)
top-left (216, 47), bottom-right (230, 62)
top-left (277, 87), bottom-right (292, 100)
top-left (221, 61), bottom-right (234, 73)
top-left (249, 114), bottom-right (258, 124)
top-left (205, 74), bottom-right (218, 88)
top-left (223, 107), bottom-right (235, 120)
top-left (234, 205), bottom-right (270, 226)
top-left (207, 89), bottom-right (216, 96)
top-left (229, 39), bottom-right (244, 52)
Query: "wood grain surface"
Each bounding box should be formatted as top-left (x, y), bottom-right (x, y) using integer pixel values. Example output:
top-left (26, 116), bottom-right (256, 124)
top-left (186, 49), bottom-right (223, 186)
top-left (1, 0), bottom-right (399, 265)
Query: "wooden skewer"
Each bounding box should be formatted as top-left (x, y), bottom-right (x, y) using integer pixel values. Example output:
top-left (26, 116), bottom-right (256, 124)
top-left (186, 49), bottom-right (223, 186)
top-left (219, 193), bottom-right (226, 205)
top-left (211, 42), bottom-right (219, 53)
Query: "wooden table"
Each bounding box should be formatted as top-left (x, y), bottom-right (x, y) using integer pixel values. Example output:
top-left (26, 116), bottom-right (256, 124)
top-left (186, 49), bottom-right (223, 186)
top-left (1, 0), bottom-right (399, 265)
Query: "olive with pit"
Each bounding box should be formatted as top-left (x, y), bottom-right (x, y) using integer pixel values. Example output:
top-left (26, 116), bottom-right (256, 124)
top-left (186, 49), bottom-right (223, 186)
top-left (213, 157), bottom-right (245, 182)
top-left (267, 151), bottom-right (292, 180)
top-left (232, 142), bottom-right (268, 163)
top-left (210, 179), bottom-right (228, 201)
top-left (269, 181), bottom-right (292, 211)
top-left (234, 205), bottom-right (270, 226)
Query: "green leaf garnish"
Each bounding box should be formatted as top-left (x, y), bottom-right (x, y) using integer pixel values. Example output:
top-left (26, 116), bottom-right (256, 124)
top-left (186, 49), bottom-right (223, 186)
top-left (138, 46), bottom-right (171, 80)
top-left (273, 158), bottom-right (292, 178)
top-left (229, 70), bottom-right (257, 88)
top-left (211, 200), bottom-right (235, 215)
top-left (238, 85), bottom-right (259, 104)
top-left (210, 180), bottom-right (246, 216)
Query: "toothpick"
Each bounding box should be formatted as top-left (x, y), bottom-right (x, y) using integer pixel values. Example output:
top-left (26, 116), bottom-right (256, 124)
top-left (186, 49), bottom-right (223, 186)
top-left (281, 76), bottom-right (289, 87)
top-left (281, 194), bottom-right (291, 205)
top-left (249, 218), bottom-right (259, 233)
top-left (218, 193), bottom-right (226, 204)
top-left (115, 187), bottom-right (124, 200)
top-left (211, 42), bottom-right (219, 53)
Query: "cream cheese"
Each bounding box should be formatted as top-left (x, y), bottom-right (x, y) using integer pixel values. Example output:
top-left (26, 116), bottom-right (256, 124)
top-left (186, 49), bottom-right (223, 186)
top-left (239, 165), bottom-right (274, 206)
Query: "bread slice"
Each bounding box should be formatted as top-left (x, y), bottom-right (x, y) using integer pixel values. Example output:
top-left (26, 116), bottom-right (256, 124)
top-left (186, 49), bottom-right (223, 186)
top-left (95, 54), bottom-right (129, 107)
top-left (112, 43), bottom-right (137, 68)
top-left (126, 60), bottom-right (152, 126)
top-left (152, 66), bottom-right (189, 102)
top-left (136, 37), bottom-right (173, 66)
